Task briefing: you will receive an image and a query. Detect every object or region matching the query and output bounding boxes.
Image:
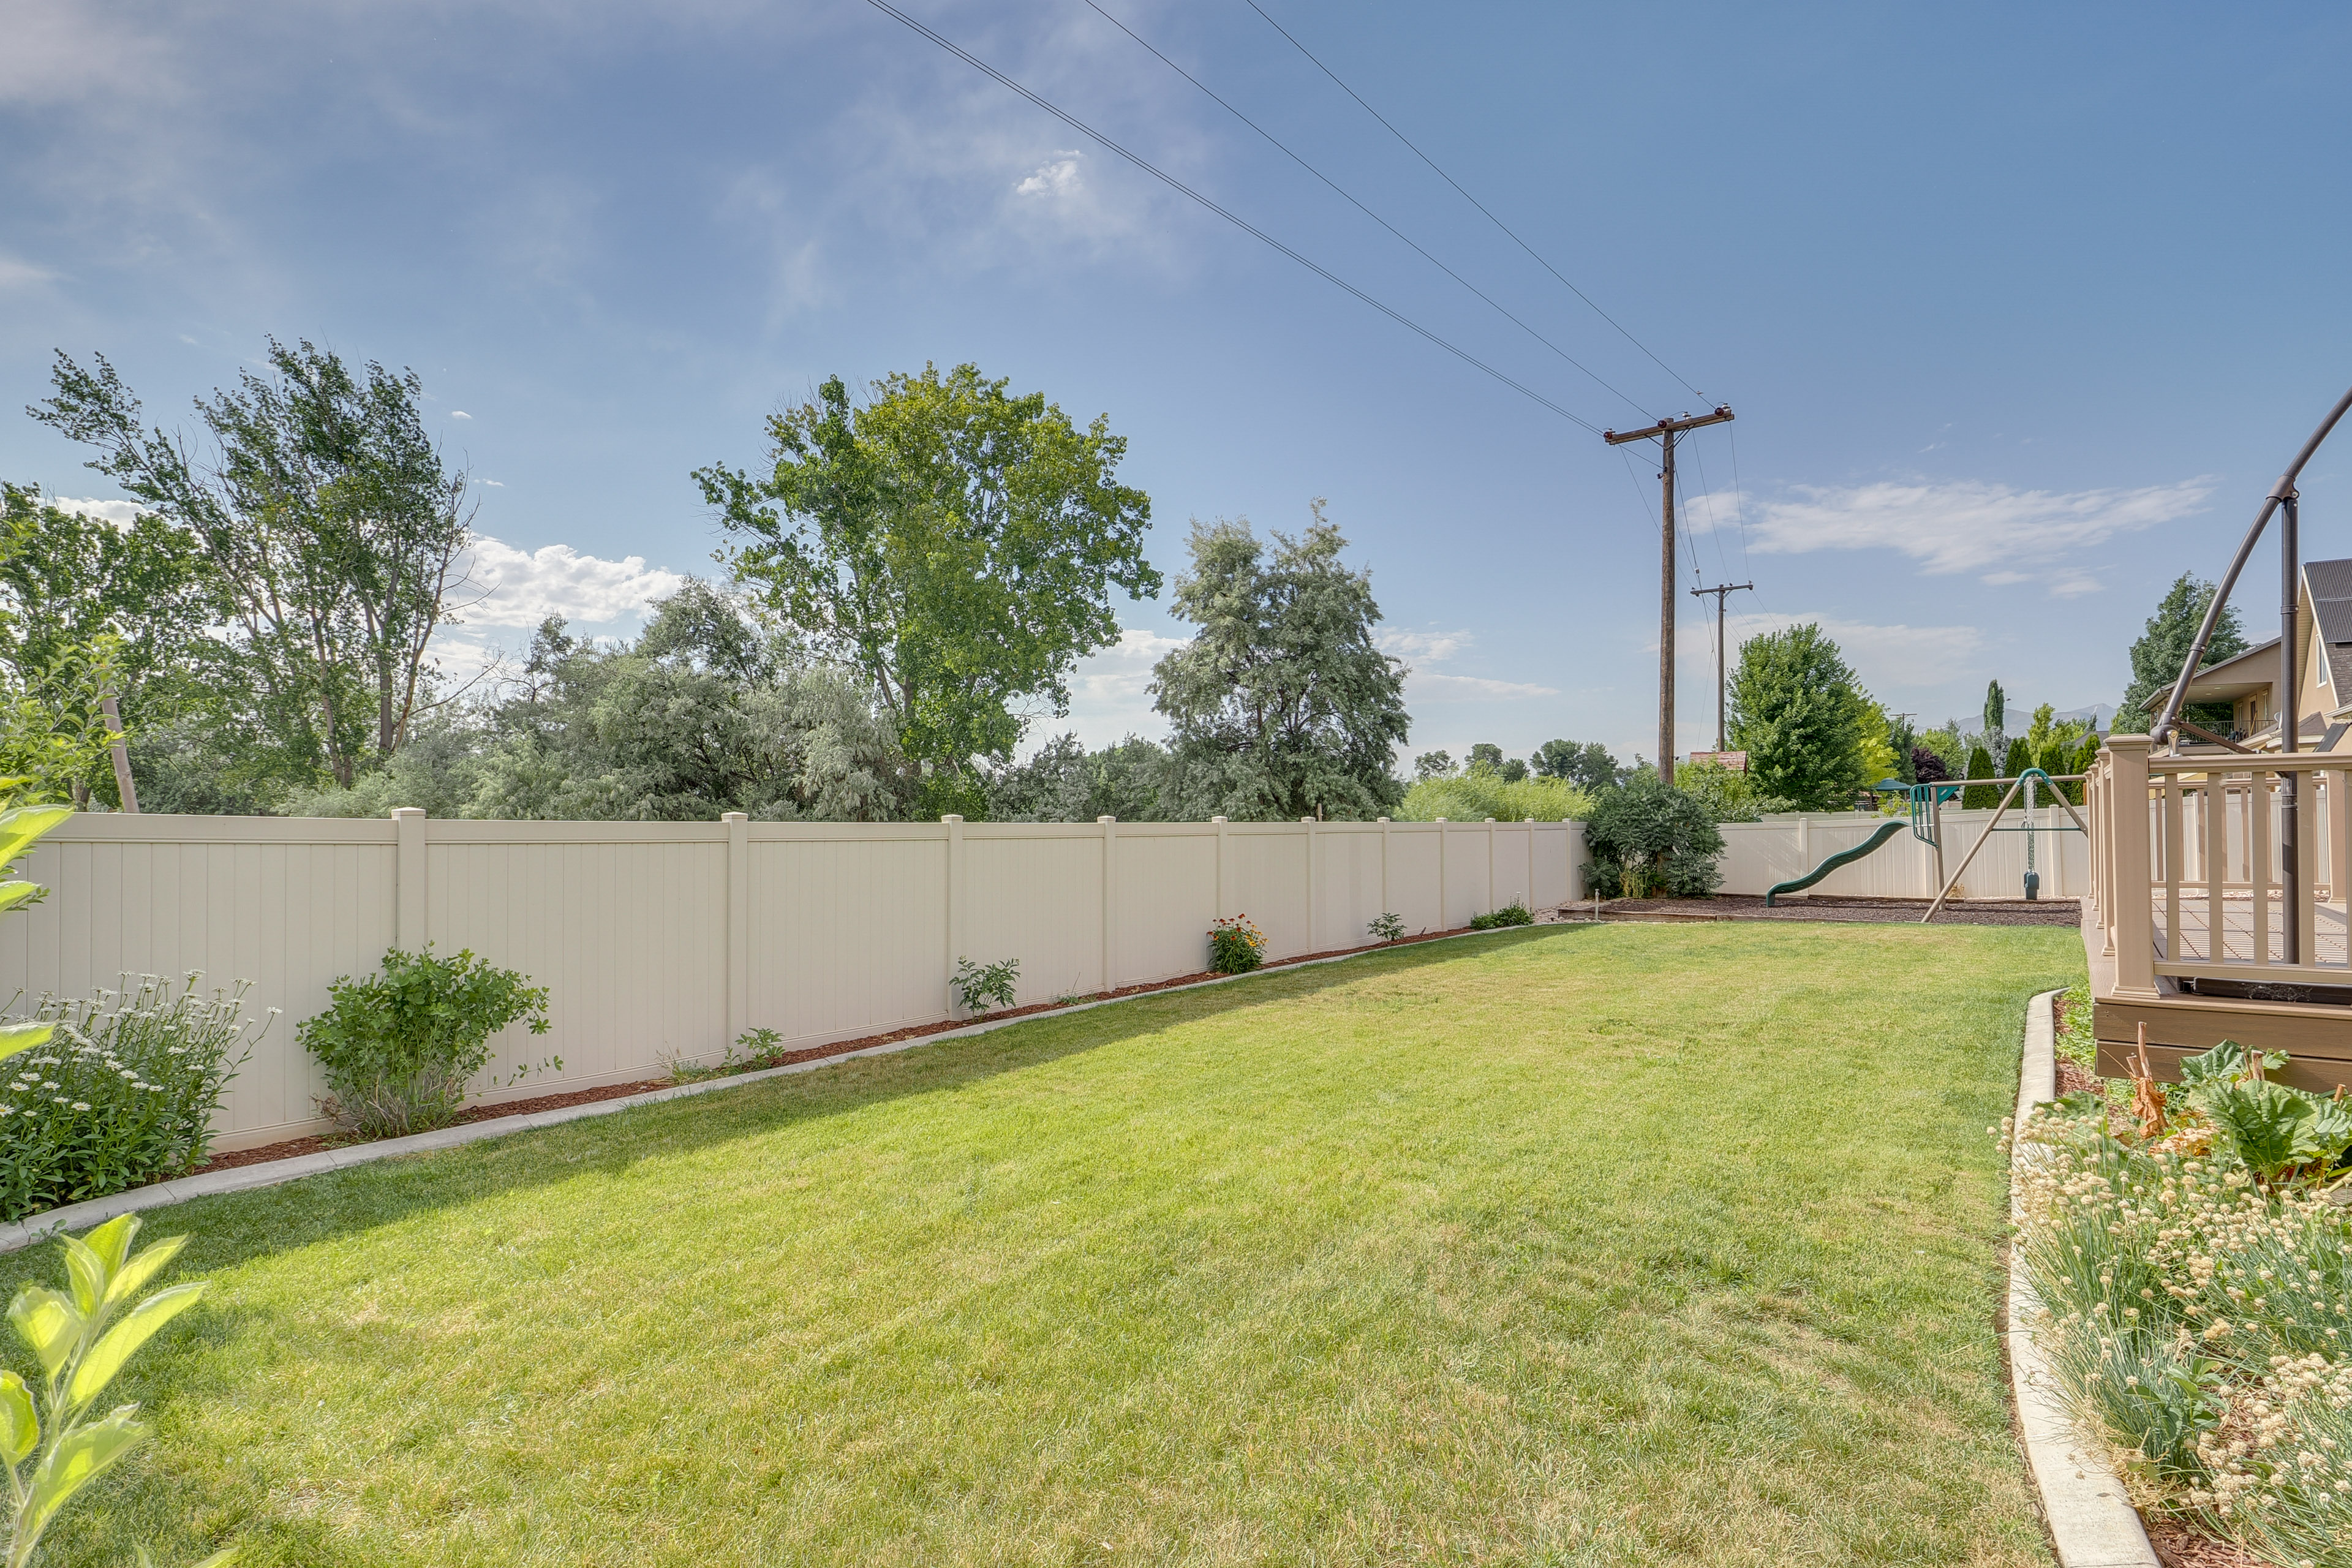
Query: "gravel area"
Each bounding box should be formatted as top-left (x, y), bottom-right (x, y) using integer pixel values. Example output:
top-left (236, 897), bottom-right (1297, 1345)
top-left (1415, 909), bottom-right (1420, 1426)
top-left (1574, 893), bottom-right (2083, 927)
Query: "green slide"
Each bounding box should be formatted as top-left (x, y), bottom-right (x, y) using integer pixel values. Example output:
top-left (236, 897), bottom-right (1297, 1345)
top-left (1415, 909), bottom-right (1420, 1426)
top-left (1764, 820), bottom-right (1907, 907)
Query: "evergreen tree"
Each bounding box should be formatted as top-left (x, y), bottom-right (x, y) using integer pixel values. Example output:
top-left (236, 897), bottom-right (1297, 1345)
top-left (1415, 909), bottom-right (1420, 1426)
top-left (2117, 572), bottom-right (2248, 734)
top-left (1961, 744), bottom-right (1998, 810)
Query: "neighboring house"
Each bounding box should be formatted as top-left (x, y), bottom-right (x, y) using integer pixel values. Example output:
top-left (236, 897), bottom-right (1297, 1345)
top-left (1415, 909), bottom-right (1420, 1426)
top-left (2174, 556), bottom-right (2352, 751)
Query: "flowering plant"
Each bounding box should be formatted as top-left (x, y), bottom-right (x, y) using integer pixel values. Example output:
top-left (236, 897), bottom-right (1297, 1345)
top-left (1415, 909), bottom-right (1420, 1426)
top-left (2006, 1041), bottom-right (2352, 1564)
top-left (1207, 916), bottom-right (1264, 976)
top-left (0, 974), bottom-right (262, 1223)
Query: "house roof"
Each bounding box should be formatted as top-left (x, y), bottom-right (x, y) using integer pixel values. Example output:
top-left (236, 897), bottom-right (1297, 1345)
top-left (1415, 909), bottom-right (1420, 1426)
top-left (2305, 557), bottom-right (2352, 698)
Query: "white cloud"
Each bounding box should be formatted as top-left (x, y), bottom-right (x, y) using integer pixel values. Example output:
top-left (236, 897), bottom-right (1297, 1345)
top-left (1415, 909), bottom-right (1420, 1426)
top-left (1014, 151), bottom-right (1083, 198)
top-left (45, 496), bottom-right (145, 529)
top-left (1743, 477), bottom-right (2213, 589)
top-left (0, 254), bottom-right (59, 290)
top-left (1044, 627), bottom-right (1186, 750)
top-left (1683, 609), bottom-right (1986, 692)
top-left (450, 409), bottom-right (473, 420)
top-left (459, 537), bottom-right (682, 629)
top-left (1411, 672), bottom-right (1559, 701)
top-left (482, 479), bottom-right (505, 487)
top-left (1375, 627), bottom-right (1472, 663)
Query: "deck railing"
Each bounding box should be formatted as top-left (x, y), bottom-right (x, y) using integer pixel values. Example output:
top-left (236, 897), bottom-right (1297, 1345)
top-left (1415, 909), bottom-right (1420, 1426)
top-left (2088, 734), bottom-right (2349, 997)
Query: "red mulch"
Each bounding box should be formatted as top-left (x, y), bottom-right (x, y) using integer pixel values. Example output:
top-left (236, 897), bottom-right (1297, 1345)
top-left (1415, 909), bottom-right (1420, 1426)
top-left (187, 920), bottom-right (1517, 1178)
top-left (2146, 1520), bottom-right (2262, 1568)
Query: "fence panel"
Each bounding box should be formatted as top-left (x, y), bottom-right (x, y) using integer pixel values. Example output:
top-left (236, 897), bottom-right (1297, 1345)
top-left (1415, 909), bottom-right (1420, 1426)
top-left (747, 831), bottom-right (948, 1051)
top-left (1112, 826), bottom-right (1219, 987)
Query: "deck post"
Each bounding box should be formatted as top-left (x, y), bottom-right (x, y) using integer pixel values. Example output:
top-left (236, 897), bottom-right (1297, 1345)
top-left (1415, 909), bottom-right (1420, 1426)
top-left (2105, 736), bottom-right (2159, 998)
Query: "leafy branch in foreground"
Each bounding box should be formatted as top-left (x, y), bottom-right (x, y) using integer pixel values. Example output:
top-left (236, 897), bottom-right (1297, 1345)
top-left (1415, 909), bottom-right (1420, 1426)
top-left (3, 1215), bottom-right (211, 1568)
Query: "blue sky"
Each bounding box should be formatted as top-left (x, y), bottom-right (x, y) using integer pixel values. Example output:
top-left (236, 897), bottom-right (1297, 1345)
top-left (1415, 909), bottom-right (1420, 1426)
top-left (4, 1), bottom-right (2350, 767)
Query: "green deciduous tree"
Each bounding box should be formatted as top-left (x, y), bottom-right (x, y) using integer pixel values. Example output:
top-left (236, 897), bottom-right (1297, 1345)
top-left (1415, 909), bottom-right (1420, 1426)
top-left (696, 364), bottom-right (1159, 814)
top-left (2118, 572), bottom-right (2247, 734)
top-left (31, 342), bottom-right (477, 793)
top-left (1532, 739), bottom-right (1622, 793)
top-left (1150, 508), bottom-right (1409, 821)
top-left (983, 733), bottom-right (1169, 823)
top-left (1725, 624), bottom-right (1872, 812)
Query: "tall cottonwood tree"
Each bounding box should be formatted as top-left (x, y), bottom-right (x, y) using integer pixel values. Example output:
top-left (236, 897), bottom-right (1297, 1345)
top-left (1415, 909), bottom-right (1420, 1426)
top-left (31, 342), bottom-right (475, 788)
top-left (1151, 507), bottom-right (1409, 820)
top-left (696, 364), bottom-right (1158, 813)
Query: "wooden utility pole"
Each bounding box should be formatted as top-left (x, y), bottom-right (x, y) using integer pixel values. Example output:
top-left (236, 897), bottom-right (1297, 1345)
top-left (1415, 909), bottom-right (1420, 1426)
top-left (1688, 580), bottom-right (1753, 754)
top-left (1604, 405), bottom-right (1734, 783)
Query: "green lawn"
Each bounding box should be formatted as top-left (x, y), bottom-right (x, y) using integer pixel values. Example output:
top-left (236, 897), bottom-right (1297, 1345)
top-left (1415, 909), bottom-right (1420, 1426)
top-left (16, 922), bottom-right (2082, 1567)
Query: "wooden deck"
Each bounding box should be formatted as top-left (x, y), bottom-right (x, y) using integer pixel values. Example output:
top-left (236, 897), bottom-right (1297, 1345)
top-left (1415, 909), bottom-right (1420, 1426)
top-left (2150, 889), bottom-right (2352, 967)
top-left (2086, 903), bottom-right (2352, 1095)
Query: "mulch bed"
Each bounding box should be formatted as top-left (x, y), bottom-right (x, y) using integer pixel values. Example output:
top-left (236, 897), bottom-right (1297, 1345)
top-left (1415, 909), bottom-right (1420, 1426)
top-left (1589, 893), bottom-right (2082, 927)
top-left (187, 919), bottom-right (1526, 1179)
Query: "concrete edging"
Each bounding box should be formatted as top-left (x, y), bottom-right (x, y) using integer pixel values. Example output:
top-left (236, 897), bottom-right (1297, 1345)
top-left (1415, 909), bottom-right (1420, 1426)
top-left (2005, 987), bottom-right (2160, 1568)
top-left (0, 919), bottom-right (1558, 1256)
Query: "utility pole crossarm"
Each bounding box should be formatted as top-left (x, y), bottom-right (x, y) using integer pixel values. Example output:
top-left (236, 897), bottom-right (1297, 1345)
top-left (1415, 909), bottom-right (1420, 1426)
top-left (1602, 405), bottom-right (1735, 446)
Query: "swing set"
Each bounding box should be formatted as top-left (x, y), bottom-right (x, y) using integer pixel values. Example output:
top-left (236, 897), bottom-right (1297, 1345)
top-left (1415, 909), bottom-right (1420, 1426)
top-left (1895, 768), bottom-right (2089, 921)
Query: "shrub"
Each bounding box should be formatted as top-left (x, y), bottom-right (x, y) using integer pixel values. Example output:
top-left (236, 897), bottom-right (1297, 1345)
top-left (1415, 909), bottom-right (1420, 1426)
top-left (952, 957), bottom-right (1019, 1018)
top-left (1207, 916), bottom-right (1264, 974)
top-left (299, 945), bottom-right (554, 1138)
top-left (1396, 773), bottom-right (1591, 823)
top-left (1582, 776), bottom-right (1724, 899)
top-left (0, 974), bottom-right (264, 1223)
top-left (1960, 744), bottom-right (1997, 810)
top-left (1469, 901), bottom-right (1532, 930)
top-left (4, 1215), bottom-right (219, 1568)
top-left (1367, 912), bottom-right (1404, 943)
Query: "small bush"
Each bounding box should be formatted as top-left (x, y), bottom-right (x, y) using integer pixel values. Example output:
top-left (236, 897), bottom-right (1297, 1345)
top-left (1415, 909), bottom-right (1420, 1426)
top-left (1367, 912), bottom-right (1404, 943)
top-left (299, 945), bottom-right (554, 1138)
top-left (1469, 900), bottom-right (1533, 930)
top-left (1207, 915), bottom-right (1264, 974)
top-left (0, 973), bottom-right (263, 1222)
top-left (952, 957), bottom-right (1019, 1018)
top-left (1582, 776), bottom-right (1724, 899)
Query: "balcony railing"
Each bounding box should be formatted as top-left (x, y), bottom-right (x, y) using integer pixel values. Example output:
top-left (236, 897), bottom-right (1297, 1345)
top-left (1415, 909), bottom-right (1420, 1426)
top-left (2088, 734), bottom-right (2351, 997)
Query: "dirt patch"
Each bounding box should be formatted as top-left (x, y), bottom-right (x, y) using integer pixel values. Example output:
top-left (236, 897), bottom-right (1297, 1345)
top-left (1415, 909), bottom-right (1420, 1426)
top-left (1585, 892), bottom-right (2082, 927)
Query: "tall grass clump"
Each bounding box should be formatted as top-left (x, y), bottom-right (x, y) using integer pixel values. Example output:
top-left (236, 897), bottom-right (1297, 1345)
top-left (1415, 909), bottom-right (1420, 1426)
top-left (1398, 772), bottom-right (1590, 823)
top-left (0, 974), bottom-right (263, 1221)
top-left (2007, 1052), bottom-right (2352, 1567)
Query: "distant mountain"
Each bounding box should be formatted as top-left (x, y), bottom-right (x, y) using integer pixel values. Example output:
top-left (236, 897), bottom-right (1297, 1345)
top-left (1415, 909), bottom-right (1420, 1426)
top-left (2051, 703), bottom-right (2116, 734)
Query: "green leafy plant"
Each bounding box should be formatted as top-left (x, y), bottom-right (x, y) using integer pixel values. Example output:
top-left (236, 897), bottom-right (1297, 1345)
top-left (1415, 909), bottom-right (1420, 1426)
top-left (1581, 776), bottom-right (1724, 901)
top-left (297, 946), bottom-right (554, 1138)
top-left (951, 957), bottom-right (1019, 1018)
top-left (4, 1214), bottom-right (211, 1568)
top-left (1366, 912), bottom-right (1404, 943)
top-left (0, 805), bottom-right (73, 1073)
top-left (1207, 916), bottom-right (1264, 975)
top-left (2174, 1039), bottom-right (2352, 1186)
top-left (666, 1027), bottom-right (789, 1085)
top-left (0, 975), bottom-right (265, 1223)
top-left (1469, 900), bottom-right (1533, 931)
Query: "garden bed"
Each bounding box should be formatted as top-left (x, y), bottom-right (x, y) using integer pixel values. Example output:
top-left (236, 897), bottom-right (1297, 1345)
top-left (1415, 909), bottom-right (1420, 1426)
top-left (1593, 892), bottom-right (2082, 926)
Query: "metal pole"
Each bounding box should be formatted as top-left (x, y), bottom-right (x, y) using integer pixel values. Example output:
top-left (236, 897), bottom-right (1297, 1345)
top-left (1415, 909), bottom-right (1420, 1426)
top-left (2280, 490), bottom-right (2301, 963)
top-left (1659, 431), bottom-right (1678, 785)
top-left (2153, 384), bottom-right (2352, 747)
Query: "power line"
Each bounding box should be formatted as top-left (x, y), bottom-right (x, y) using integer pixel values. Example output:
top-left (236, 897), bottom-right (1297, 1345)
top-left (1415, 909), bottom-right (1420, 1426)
top-left (858, 0), bottom-right (1606, 432)
top-left (1242, 0), bottom-right (1706, 402)
top-left (1081, 0), bottom-right (1652, 420)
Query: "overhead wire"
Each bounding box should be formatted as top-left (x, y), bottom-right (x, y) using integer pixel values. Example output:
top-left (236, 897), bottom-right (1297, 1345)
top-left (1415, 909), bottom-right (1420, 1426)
top-left (857, 0), bottom-right (1607, 433)
top-left (1080, 0), bottom-right (1653, 420)
top-left (1241, 0), bottom-right (1707, 404)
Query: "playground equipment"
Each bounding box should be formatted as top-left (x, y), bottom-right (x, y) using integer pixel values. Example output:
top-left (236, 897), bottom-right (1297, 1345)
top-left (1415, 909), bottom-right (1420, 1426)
top-left (1920, 769), bottom-right (2087, 921)
top-left (1764, 819), bottom-right (1905, 906)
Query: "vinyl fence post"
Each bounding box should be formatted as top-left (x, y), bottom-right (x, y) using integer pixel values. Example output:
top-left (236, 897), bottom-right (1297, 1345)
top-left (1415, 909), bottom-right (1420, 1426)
top-left (943, 814), bottom-right (965, 1010)
top-left (392, 807), bottom-right (428, 952)
top-left (1525, 818), bottom-right (1536, 909)
top-left (1212, 816), bottom-right (1229, 919)
top-left (1485, 817), bottom-right (1498, 913)
top-left (723, 812), bottom-right (749, 1056)
top-left (1098, 816), bottom-right (1118, 995)
top-left (1377, 817), bottom-right (1390, 921)
top-left (1302, 816), bottom-right (1318, 956)
top-left (1436, 818), bottom-right (1449, 930)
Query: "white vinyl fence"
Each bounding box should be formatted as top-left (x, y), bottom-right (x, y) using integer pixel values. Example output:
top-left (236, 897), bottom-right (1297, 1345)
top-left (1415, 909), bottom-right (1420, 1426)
top-left (0, 811), bottom-right (1582, 1150)
top-left (1717, 807), bottom-right (2089, 900)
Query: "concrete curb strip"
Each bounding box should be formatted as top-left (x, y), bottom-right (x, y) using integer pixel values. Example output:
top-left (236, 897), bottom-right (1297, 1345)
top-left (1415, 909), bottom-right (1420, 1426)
top-left (0, 920), bottom-right (1558, 1256)
top-left (2008, 988), bottom-right (2160, 1568)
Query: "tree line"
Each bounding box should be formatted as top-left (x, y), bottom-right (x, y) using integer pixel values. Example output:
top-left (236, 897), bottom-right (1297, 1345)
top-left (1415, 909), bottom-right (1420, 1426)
top-left (8, 349), bottom-right (1413, 821)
